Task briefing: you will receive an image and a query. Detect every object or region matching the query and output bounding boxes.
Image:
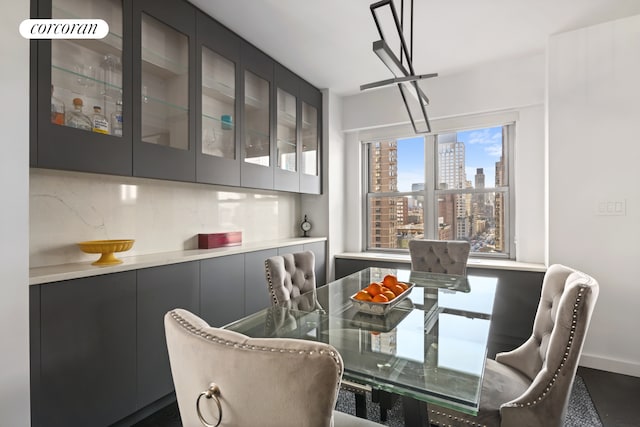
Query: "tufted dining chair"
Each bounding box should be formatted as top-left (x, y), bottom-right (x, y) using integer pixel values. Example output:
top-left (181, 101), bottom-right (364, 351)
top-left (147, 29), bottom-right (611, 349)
top-left (408, 239), bottom-right (471, 275)
top-left (427, 264), bottom-right (599, 427)
top-left (264, 251), bottom-right (371, 419)
top-left (265, 251), bottom-right (318, 306)
top-left (165, 308), bottom-right (382, 427)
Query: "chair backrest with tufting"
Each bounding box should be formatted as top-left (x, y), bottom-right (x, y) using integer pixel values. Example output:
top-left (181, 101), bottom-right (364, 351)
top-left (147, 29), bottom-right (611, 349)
top-left (497, 264), bottom-right (600, 427)
top-left (408, 239), bottom-right (470, 275)
top-left (265, 251), bottom-right (316, 305)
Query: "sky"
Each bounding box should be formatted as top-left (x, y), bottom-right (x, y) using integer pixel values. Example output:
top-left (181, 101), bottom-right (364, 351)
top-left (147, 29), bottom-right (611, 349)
top-left (396, 126), bottom-right (503, 192)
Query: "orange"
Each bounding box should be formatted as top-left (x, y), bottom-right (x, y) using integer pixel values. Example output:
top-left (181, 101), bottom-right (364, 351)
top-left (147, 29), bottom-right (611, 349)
top-left (382, 274), bottom-right (398, 287)
top-left (390, 284), bottom-right (405, 297)
top-left (365, 282), bottom-right (384, 296)
top-left (397, 282), bottom-right (409, 291)
top-left (381, 290), bottom-right (396, 301)
top-left (372, 294), bottom-right (389, 303)
top-left (354, 290), bottom-right (373, 301)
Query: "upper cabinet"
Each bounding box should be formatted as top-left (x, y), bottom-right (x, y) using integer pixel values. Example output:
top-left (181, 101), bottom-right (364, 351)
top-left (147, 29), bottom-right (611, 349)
top-left (299, 80), bottom-right (322, 194)
top-left (32, 0), bottom-right (132, 176)
top-left (132, 0), bottom-right (196, 182)
top-left (196, 11), bottom-right (241, 186)
top-left (30, 0), bottom-right (321, 194)
top-left (240, 41), bottom-right (274, 190)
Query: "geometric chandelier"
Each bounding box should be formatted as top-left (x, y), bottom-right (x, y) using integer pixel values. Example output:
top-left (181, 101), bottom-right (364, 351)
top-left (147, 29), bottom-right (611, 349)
top-left (360, 0), bottom-right (438, 133)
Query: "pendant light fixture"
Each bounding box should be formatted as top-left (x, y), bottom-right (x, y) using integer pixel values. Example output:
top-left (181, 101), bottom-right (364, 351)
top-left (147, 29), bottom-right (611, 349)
top-left (360, 0), bottom-right (437, 133)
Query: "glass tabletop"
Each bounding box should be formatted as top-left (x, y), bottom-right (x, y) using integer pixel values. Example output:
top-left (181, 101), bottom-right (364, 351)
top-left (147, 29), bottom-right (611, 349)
top-left (224, 267), bottom-right (498, 415)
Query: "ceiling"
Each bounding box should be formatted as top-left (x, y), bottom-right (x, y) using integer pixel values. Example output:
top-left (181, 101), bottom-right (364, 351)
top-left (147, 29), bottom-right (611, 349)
top-left (188, 0), bottom-right (640, 96)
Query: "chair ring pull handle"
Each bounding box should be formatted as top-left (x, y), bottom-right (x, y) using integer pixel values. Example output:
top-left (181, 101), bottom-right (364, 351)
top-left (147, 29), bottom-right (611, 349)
top-left (196, 382), bottom-right (222, 427)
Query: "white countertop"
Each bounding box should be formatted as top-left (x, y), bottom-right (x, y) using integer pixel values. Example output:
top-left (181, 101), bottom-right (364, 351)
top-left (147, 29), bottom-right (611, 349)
top-left (30, 237), bottom-right (327, 285)
top-left (335, 252), bottom-right (547, 273)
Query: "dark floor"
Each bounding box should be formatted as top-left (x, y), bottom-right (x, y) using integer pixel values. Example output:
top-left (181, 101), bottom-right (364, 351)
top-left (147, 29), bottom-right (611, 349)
top-left (578, 366), bottom-right (640, 427)
top-left (135, 367), bottom-right (640, 426)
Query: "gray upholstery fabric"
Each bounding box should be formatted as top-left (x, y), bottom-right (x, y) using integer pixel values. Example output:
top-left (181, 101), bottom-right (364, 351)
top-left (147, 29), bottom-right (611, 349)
top-left (165, 308), bottom-right (382, 427)
top-left (265, 251), bottom-right (316, 305)
top-left (428, 264), bottom-right (599, 427)
top-left (408, 239), bottom-right (471, 275)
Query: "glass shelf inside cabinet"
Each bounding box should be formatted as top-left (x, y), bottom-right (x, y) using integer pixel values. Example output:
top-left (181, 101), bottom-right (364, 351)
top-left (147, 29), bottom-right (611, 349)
top-left (202, 47), bottom-right (236, 159)
top-left (141, 13), bottom-right (189, 150)
top-left (277, 88), bottom-right (296, 172)
top-left (302, 102), bottom-right (318, 176)
top-left (244, 71), bottom-right (270, 166)
top-left (50, 0), bottom-right (123, 137)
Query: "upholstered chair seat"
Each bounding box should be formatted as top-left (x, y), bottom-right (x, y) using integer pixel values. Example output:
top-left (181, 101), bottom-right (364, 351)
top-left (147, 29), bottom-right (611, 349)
top-left (427, 264), bottom-right (599, 427)
top-left (409, 239), bottom-right (471, 275)
top-left (165, 308), bottom-right (382, 427)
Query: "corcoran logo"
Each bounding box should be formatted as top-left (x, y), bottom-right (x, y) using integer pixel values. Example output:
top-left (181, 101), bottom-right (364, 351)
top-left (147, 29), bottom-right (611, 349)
top-left (19, 19), bottom-right (109, 39)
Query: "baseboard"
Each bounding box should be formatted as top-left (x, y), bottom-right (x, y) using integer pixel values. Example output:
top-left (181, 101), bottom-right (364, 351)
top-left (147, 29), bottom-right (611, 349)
top-left (580, 353), bottom-right (640, 378)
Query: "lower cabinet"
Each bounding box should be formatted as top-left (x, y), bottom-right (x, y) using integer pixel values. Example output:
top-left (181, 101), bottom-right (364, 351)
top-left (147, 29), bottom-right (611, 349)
top-left (136, 261), bottom-right (199, 409)
top-left (32, 272), bottom-right (137, 427)
top-left (244, 248), bottom-right (277, 315)
top-left (200, 254), bottom-right (245, 327)
top-left (30, 241), bottom-right (327, 425)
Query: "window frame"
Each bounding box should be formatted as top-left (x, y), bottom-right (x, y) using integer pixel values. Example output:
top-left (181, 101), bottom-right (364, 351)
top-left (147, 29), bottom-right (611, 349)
top-left (362, 122), bottom-right (516, 259)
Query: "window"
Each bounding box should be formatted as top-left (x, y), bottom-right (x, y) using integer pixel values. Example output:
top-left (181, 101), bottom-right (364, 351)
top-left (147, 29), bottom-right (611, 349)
top-left (364, 124), bottom-right (513, 257)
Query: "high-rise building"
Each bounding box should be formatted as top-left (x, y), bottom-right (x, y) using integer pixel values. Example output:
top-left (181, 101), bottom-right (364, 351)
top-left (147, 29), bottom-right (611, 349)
top-left (438, 135), bottom-right (468, 240)
top-left (495, 155), bottom-right (504, 252)
top-left (369, 141), bottom-right (398, 248)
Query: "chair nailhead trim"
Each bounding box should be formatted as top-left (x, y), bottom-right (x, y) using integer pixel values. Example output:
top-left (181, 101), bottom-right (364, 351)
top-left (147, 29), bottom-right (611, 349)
top-left (168, 311), bottom-right (343, 380)
top-left (513, 286), bottom-right (586, 408)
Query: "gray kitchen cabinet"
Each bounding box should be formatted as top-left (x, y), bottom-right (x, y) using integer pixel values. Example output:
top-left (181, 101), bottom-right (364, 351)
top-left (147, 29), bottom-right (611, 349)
top-left (244, 248), bottom-right (277, 314)
top-left (277, 244), bottom-right (304, 255)
top-left (136, 261), bottom-right (199, 409)
top-left (32, 0), bottom-right (133, 176)
top-left (240, 41), bottom-right (275, 190)
top-left (196, 11), bottom-right (242, 186)
top-left (34, 271), bottom-right (137, 427)
top-left (200, 254), bottom-right (245, 327)
top-left (132, 0), bottom-right (197, 182)
top-left (31, 0), bottom-right (321, 193)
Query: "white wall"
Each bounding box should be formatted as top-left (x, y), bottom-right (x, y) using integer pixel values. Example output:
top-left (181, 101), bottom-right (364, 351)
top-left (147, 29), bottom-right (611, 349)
top-left (548, 14), bottom-right (640, 376)
top-left (30, 169), bottom-right (300, 267)
top-left (341, 53), bottom-right (547, 263)
top-left (0, 2), bottom-right (31, 425)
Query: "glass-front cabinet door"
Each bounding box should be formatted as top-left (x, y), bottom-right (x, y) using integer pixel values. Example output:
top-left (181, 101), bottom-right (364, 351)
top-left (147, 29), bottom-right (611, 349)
top-left (274, 64), bottom-right (299, 192)
top-left (196, 12), bottom-right (241, 186)
top-left (240, 41), bottom-right (274, 190)
top-left (300, 81), bottom-right (322, 194)
top-left (132, 0), bottom-right (195, 182)
top-left (34, 0), bottom-right (132, 175)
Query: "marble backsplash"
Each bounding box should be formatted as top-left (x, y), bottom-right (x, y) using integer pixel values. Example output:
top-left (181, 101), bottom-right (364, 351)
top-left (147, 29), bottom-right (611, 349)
top-left (30, 168), bottom-right (300, 268)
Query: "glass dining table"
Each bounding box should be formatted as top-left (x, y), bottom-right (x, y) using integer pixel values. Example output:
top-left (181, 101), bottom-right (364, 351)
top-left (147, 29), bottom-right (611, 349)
top-left (224, 267), bottom-right (498, 426)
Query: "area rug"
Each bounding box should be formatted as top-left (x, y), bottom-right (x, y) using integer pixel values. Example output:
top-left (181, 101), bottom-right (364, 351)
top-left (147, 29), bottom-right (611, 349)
top-left (134, 375), bottom-right (601, 426)
top-left (334, 375), bottom-right (602, 427)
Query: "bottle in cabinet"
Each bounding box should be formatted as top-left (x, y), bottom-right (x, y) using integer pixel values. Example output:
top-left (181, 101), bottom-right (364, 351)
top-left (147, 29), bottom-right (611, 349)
top-left (91, 106), bottom-right (109, 134)
top-left (66, 98), bottom-right (92, 131)
top-left (111, 100), bottom-right (123, 137)
top-left (50, 85), bottom-right (65, 126)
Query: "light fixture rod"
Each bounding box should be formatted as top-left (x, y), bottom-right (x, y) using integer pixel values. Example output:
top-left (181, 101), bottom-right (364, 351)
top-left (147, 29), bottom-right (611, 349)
top-left (360, 73), bottom-right (438, 91)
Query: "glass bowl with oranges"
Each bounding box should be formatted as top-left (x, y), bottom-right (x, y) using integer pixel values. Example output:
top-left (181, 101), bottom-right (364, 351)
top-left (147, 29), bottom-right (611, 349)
top-left (349, 274), bottom-right (415, 315)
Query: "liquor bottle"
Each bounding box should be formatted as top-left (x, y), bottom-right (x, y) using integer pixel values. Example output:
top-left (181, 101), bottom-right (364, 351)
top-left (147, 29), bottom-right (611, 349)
top-left (91, 106), bottom-right (109, 134)
top-left (66, 98), bottom-right (92, 131)
top-left (50, 85), bottom-right (65, 125)
top-left (110, 100), bottom-right (123, 137)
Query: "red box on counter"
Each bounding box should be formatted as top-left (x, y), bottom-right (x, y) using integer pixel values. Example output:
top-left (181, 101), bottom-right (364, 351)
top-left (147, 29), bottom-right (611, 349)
top-left (198, 232), bottom-right (242, 249)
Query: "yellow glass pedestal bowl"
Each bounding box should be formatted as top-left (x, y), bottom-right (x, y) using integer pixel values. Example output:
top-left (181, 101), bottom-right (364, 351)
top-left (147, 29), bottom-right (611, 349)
top-left (77, 239), bottom-right (135, 266)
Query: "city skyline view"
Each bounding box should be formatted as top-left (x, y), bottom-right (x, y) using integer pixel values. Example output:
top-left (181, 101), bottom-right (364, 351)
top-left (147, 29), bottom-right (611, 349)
top-left (396, 126), bottom-right (503, 192)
